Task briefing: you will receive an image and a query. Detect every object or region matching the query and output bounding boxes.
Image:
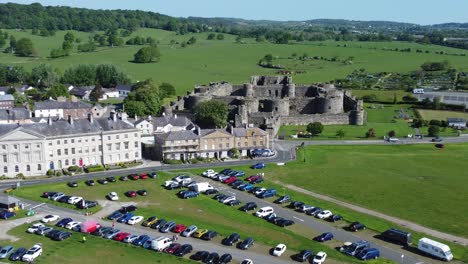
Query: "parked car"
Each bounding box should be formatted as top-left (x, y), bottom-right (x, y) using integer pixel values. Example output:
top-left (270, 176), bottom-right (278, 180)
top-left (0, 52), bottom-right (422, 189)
top-left (107, 211), bottom-right (123, 220)
top-left (142, 216), bottom-right (158, 227)
top-left (97, 179), bottom-right (108, 185)
top-left (313, 251), bottom-right (327, 264)
top-left (213, 193), bottom-right (227, 201)
top-left (106, 192), bottom-right (118, 201)
top-left (139, 173), bottom-right (149, 180)
top-left (117, 213), bottom-right (134, 223)
top-left (51, 231), bottom-right (72, 241)
top-left (295, 249), bottom-right (313, 262)
top-left (241, 259), bottom-right (253, 264)
top-left (342, 240), bottom-right (370, 256)
top-left (288, 200), bottom-right (305, 209)
top-left (106, 176), bottom-right (116, 182)
top-left (65, 221), bottom-right (81, 230)
top-left (218, 253), bottom-right (232, 264)
top-left (173, 175), bottom-right (192, 185)
top-left (251, 163), bottom-right (266, 169)
top-left (85, 180), bottom-right (95, 186)
top-left (137, 189), bottom-right (148, 196)
top-left (223, 176), bottom-right (237, 184)
top-left (202, 169), bottom-right (217, 178)
top-left (35, 226), bottom-right (54, 236)
top-left (149, 172), bottom-right (157, 178)
top-left (67, 181), bottom-right (78, 188)
top-left (306, 207), bottom-right (323, 216)
top-left (92, 227), bottom-right (112, 237)
top-left (298, 204), bottom-right (314, 213)
top-left (174, 244), bottom-right (193, 257)
top-left (381, 228), bottom-right (412, 246)
top-left (314, 232), bottom-right (334, 242)
top-left (123, 234), bottom-right (140, 243)
top-left (222, 233), bottom-right (240, 246)
top-left (55, 218), bottom-right (73, 228)
top-left (173, 224), bottom-right (187, 233)
top-left (41, 214), bottom-right (60, 223)
top-left (226, 200), bottom-right (241, 206)
top-left (274, 195), bottom-right (291, 204)
top-left (113, 232), bottom-right (131, 241)
top-left (272, 243), bottom-right (287, 256)
top-left (50, 192), bottom-right (65, 201)
top-left (238, 237), bottom-right (254, 250)
top-left (132, 235), bottom-right (150, 246)
top-left (103, 228), bottom-right (121, 239)
top-left (58, 195), bottom-right (72, 203)
top-left (27, 223), bottom-right (45, 233)
top-left (67, 196), bottom-right (83, 205)
top-left (127, 216), bottom-right (144, 225)
top-left (160, 221), bottom-right (176, 233)
top-left (357, 248), bottom-right (380, 260)
top-left (179, 190), bottom-right (199, 199)
top-left (181, 225), bottom-right (197, 237)
top-left (203, 252), bottom-right (220, 264)
top-left (22, 244), bottom-right (42, 262)
top-left (327, 214), bottom-right (342, 222)
top-left (0, 245), bottom-right (14, 259)
top-left (41, 191), bottom-right (57, 198)
top-left (239, 202), bottom-right (257, 212)
top-left (164, 181), bottom-right (181, 190)
top-left (231, 171), bottom-right (245, 177)
top-left (432, 137), bottom-right (443, 142)
top-left (76, 200), bottom-right (98, 209)
top-left (230, 179), bottom-right (244, 188)
top-left (201, 230), bottom-right (217, 241)
top-left (238, 184), bottom-right (255, 192)
top-left (119, 175), bottom-right (128, 181)
top-left (220, 196), bottom-right (236, 204)
top-left (120, 205), bottom-right (138, 213)
top-left (257, 188), bottom-right (276, 198)
top-left (150, 219), bottom-right (167, 230)
top-left (349, 221), bottom-right (366, 232)
top-left (192, 229), bottom-right (209, 238)
top-left (203, 189), bottom-right (218, 195)
top-left (316, 210), bottom-right (333, 219)
top-left (0, 210), bottom-right (16, 219)
top-left (143, 238), bottom-right (157, 249)
top-left (126, 190), bottom-right (137, 197)
top-left (8, 247), bottom-right (26, 261)
top-left (190, 251), bottom-right (210, 261)
top-left (276, 219), bottom-right (295, 227)
top-left (129, 174), bottom-right (139, 180)
top-left (255, 206), bottom-right (274, 218)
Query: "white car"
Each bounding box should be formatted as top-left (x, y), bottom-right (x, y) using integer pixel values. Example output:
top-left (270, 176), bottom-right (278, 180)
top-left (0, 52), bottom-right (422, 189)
top-left (241, 259), bottom-right (253, 264)
top-left (202, 169), bottom-right (217, 178)
top-left (123, 234), bottom-right (140, 243)
top-left (273, 243), bottom-right (287, 256)
top-left (316, 210), bottom-right (333, 219)
top-left (255, 206), bottom-right (274, 218)
top-left (107, 192), bottom-right (119, 201)
top-left (216, 174), bottom-right (230, 181)
top-left (22, 243), bottom-right (42, 262)
top-left (65, 221), bottom-right (81, 230)
top-left (127, 216), bottom-right (144, 225)
top-left (27, 223), bottom-right (45, 233)
top-left (164, 180), bottom-right (178, 187)
top-left (220, 196), bottom-right (236, 204)
top-left (41, 215), bottom-right (60, 223)
top-left (313, 251), bottom-right (327, 264)
top-left (254, 188), bottom-right (266, 196)
top-left (67, 196), bottom-right (83, 205)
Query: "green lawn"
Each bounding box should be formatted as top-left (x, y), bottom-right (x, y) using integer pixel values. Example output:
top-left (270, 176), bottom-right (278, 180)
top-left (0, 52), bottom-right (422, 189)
top-left (0, 224), bottom-right (195, 264)
top-left (417, 109), bottom-right (468, 121)
top-left (350, 90), bottom-right (411, 103)
top-left (2, 29), bottom-right (468, 95)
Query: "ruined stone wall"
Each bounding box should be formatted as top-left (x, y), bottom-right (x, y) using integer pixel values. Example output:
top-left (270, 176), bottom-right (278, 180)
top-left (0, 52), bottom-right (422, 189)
top-left (281, 113), bottom-right (350, 126)
top-left (253, 85), bottom-right (287, 98)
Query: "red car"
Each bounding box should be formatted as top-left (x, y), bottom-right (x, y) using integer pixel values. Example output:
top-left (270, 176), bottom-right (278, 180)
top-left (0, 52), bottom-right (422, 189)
top-left (163, 243), bottom-right (181, 254)
top-left (113, 232), bottom-right (131, 241)
top-left (140, 173), bottom-right (149, 180)
top-left (172, 224), bottom-right (187, 233)
top-left (126, 190), bottom-right (137, 197)
top-left (223, 176), bottom-right (237, 184)
top-left (246, 175), bottom-right (262, 182)
top-left (129, 174), bottom-right (139, 180)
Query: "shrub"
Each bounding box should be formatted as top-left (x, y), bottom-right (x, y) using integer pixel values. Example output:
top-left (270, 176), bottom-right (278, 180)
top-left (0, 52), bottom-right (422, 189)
top-left (365, 128), bottom-right (376, 138)
top-left (429, 119), bottom-right (442, 126)
top-left (362, 94), bottom-right (377, 103)
top-left (84, 165), bottom-right (105, 173)
top-left (228, 148), bottom-right (240, 159)
top-left (68, 165), bottom-right (80, 172)
top-left (46, 169), bottom-right (54, 176)
top-left (163, 159), bottom-right (184, 165)
top-left (428, 125), bottom-right (440, 137)
top-left (388, 130), bottom-right (396, 138)
top-left (56, 171), bottom-right (63, 177)
top-left (16, 173), bottom-right (25, 179)
top-left (306, 122), bottom-right (324, 136)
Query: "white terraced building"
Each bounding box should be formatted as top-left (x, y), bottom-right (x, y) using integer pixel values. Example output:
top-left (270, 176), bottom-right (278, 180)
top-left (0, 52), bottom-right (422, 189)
top-left (0, 113), bottom-right (141, 178)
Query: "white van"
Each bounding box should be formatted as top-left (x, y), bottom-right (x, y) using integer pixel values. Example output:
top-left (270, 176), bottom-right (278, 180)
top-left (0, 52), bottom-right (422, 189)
top-left (255, 206), bottom-right (274, 218)
top-left (151, 236), bottom-right (172, 251)
top-left (418, 238), bottom-right (453, 261)
top-left (413, 88), bottom-right (425, 94)
top-left (190, 182), bottom-right (213, 193)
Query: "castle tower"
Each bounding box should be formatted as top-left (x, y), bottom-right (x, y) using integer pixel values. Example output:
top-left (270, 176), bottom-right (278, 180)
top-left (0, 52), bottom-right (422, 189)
top-left (287, 83), bottom-right (296, 98)
top-left (163, 106), bottom-right (173, 117)
top-left (244, 83), bottom-right (254, 97)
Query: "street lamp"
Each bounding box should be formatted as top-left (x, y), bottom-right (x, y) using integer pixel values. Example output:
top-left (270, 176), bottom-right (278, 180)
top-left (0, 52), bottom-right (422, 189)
top-left (401, 254), bottom-right (404, 264)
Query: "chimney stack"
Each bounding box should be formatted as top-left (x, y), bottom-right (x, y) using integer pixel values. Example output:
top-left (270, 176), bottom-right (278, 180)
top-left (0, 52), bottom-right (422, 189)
top-left (47, 117), bottom-right (52, 125)
top-left (68, 115), bottom-right (73, 125)
top-left (110, 111), bottom-right (117, 122)
top-left (87, 113), bottom-right (93, 123)
top-left (196, 126), bottom-right (201, 135)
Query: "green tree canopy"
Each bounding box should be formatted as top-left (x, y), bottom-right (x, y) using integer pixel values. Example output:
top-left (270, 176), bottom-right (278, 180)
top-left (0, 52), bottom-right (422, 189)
top-left (89, 83), bottom-right (104, 101)
top-left (45, 83), bottom-right (69, 99)
top-left (159, 82), bottom-right (176, 98)
top-left (207, 33), bottom-right (215, 40)
top-left (216, 33), bottom-right (225, 40)
top-left (336, 129), bottom-right (346, 139)
top-left (124, 79), bottom-right (162, 117)
top-left (30, 64), bottom-right (59, 89)
top-left (428, 125), bottom-right (440, 137)
top-left (95, 64), bottom-right (130, 87)
top-left (61, 64), bottom-right (96, 86)
top-left (194, 100), bottom-right (228, 128)
top-left (15, 38), bottom-right (35, 57)
top-left (306, 122), bottom-right (324, 136)
top-left (133, 45), bottom-right (161, 63)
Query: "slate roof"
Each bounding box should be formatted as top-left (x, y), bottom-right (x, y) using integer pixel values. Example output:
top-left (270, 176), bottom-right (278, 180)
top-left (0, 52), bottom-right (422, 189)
top-left (447, 118), bottom-right (465, 123)
top-left (0, 107), bottom-right (31, 121)
top-left (116, 84), bottom-right (132, 91)
top-left (232, 127), bottom-right (269, 137)
top-left (0, 117), bottom-right (136, 138)
top-left (155, 116), bottom-right (193, 128)
top-left (155, 130), bottom-right (200, 141)
top-left (0, 94), bottom-right (14, 101)
top-left (0, 196), bottom-right (20, 205)
top-left (34, 100), bottom-right (93, 110)
top-left (70, 86), bottom-right (93, 97)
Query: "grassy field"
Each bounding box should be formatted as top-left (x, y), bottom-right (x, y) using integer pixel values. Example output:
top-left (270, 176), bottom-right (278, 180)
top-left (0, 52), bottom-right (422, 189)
top-left (1, 28), bottom-right (468, 95)
top-left (350, 90), bottom-right (411, 103)
top-left (417, 109), bottom-right (468, 120)
top-left (10, 174), bottom-right (367, 264)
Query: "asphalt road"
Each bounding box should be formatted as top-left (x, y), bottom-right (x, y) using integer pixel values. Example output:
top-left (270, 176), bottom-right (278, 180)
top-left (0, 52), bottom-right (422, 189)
top-left (6, 195), bottom-right (292, 264)
top-left (192, 175), bottom-right (433, 264)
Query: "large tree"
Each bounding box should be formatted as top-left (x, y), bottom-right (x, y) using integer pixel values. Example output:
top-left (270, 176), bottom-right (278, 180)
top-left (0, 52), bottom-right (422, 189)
top-left (123, 79), bottom-right (162, 117)
top-left (30, 64), bottom-right (59, 89)
top-left (133, 45), bottom-right (161, 63)
top-left (194, 100), bottom-right (228, 128)
top-left (15, 38), bottom-right (35, 57)
top-left (89, 83), bottom-right (104, 101)
top-left (95, 64), bottom-right (130, 87)
top-left (45, 83), bottom-right (69, 99)
top-left (306, 122), bottom-right (324, 136)
top-left (61, 64), bottom-right (96, 86)
top-left (159, 82), bottom-right (176, 98)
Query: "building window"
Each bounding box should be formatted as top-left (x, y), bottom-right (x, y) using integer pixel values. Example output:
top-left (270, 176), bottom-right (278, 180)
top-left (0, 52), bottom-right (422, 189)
top-left (108, 136), bottom-right (111, 140)
top-left (72, 159), bottom-right (76, 165)
top-left (115, 143), bottom-right (120, 150)
top-left (2, 155), bottom-right (6, 162)
top-left (13, 153), bottom-right (19, 162)
top-left (124, 142), bottom-right (129, 149)
top-left (26, 165), bottom-right (30, 171)
top-left (107, 144), bottom-right (112, 151)
top-left (57, 140), bottom-right (60, 145)
top-left (244, 142), bottom-right (248, 147)
top-left (237, 142), bottom-right (241, 147)
top-left (253, 141), bottom-right (257, 145)
top-left (85, 139), bottom-right (88, 142)
top-left (134, 142), bottom-right (138, 148)
top-left (116, 135), bottom-right (120, 139)
top-left (13, 144), bottom-right (18, 150)
top-left (57, 149), bottom-right (61, 156)
top-left (219, 143), bottom-right (222, 149)
top-left (64, 140), bottom-right (68, 144)
top-left (65, 159), bottom-right (69, 166)
top-left (48, 142), bottom-right (52, 146)
top-left (64, 149), bottom-right (68, 155)
top-left (99, 146), bottom-right (102, 151)
top-left (36, 144), bottom-right (40, 148)
top-left (37, 164), bottom-right (41, 170)
top-left (71, 139), bottom-right (75, 143)
top-left (125, 134), bottom-right (128, 139)
top-left (3, 166), bottom-right (7, 173)
top-left (78, 139), bottom-right (81, 143)
top-left (92, 138), bottom-right (95, 142)
top-left (135, 151), bottom-right (139, 158)
top-left (134, 133), bottom-right (138, 137)
top-left (24, 145), bottom-right (29, 149)
top-left (125, 153), bottom-right (129, 159)
top-left (1, 145), bottom-right (5, 150)
top-left (15, 165), bottom-right (19, 172)
top-left (92, 147), bottom-right (96, 153)
top-left (78, 148), bottom-right (82, 154)
top-left (71, 148), bottom-right (75, 154)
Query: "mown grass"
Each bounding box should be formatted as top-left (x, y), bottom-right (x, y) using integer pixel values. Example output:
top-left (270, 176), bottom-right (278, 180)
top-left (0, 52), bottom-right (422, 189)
top-left (417, 109), bottom-right (468, 121)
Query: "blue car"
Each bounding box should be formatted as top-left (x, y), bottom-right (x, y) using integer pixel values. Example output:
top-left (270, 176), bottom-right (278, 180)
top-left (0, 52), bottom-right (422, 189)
top-left (220, 168), bottom-right (233, 175)
top-left (357, 248), bottom-right (380, 260)
top-left (117, 212), bottom-right (134, 223)
top-left (107, 210), bottom-right (123, 220)
top-left (55, 217), bottom-right (73, 228)
top-left (251, 163), bottom-right (266, 169)
top-left (8, 247), bottom-right (26, 261)
top-left (181, 191), bottom-right (199, 199)
top-left (233, 171), bottom-right (245, 177)
top-left (0, 210), bottom-right (15, 219)
top-left (0, 245), bottom-right (14, 259)
top-left (132, 235), bottom-right (150, 246)
top-left (239, 184), bottom-right (254, 191)
top-left (257, 188), bottom-right (276, 198)
top-left (314, 232), bottom-right (334, 242)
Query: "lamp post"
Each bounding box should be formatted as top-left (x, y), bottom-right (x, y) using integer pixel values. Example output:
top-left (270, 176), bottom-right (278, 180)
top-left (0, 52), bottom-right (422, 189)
top-left (401, 254), bottom-right (404, 264)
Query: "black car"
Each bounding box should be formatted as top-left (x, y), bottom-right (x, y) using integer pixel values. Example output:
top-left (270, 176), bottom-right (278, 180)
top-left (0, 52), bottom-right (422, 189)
top-left (203, 189), bottom-right (219, 195)
top-left (226, 200), bottom-right (241, 206)
top-left (222, 233), bottom-right (240, 246)
top-left (149, 172), bottom-right (157, 178)
top-left (239, 202), bottom-right (257, 212)
top-left (269, 216), bottom-right (284, 224)
top-left (46, 229), bottom-right (62, 238)
top-left (174, 244), bottom-right (193, 257)
top-left (150, 219), bottom-right (167, 229)
top-left (249, 186), bottom-right (263, 194)
top-left (295, 250), bottom-right (313, 262)
top-left (327, 214), bottom-right (342, 222)
top-left (9, 247), bottom-right (26, 261)
top-left (218, 253), bottom-right (232, 264)
top-left (288, 201), bottom-right (304, 209)
top-left (230, 180), bottom-right (243, 187)
top-left (306, 207), bottom-right (323, 216)
top-left (97, 179), bottom-right (108, 185)
top-left (120, 175), bottom-right (128, 181)
top-left (238, 237), bottom-right (254, 250)
top-left (58, 195), bottom-right (72, 203)
top-left (77, 200), bottom-right (98, 209)
top-left (51, 230), bottom-right (72, 241)
top-left (106, 176), bottom-right (116, 183)
top-left (263, 213), bottom-right (277, 222)
top-left (213, 194), bottom-right (227, 201)
top-left (41, 191), bottom-right (57, 198)
top-left (276, 219), bottom-right (295, 227)
top-left (191, 251), bottom-right (210, 261)
top-left (203, 252), bottom-right (219, 264)
top-left (201, 230), bottom-right (218, 241)
top-left (85, 180), bottom-right (95, 186)
top-left (274, 195), bottom-right (291, 204)
top-left (349, 221), bottom-right (366, 231)
top-left (120, 205), bottom-right (138, 213)
top-left (67, 181), bottom-right (78, 188)
top-left (91, 226), bottom-right (112, 236)
top-left (55, 217), bottom-right (73, 228)
top-left (137, 189), bottom-right (148, 196)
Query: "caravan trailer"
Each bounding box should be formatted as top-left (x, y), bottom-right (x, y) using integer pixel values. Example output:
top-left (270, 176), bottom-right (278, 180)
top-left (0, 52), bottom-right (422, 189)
top-left (418, 238), bottom-right (453, 261)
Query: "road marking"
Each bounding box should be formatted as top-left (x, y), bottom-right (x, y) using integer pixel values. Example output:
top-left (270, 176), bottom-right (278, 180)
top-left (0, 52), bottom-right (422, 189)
top-left (293, 216), bottom-right (304, 222)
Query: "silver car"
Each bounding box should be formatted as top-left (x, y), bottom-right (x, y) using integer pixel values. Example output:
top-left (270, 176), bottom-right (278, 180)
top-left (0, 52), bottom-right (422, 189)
top-left (181, 225), bottom-right (198, 237)
top-left (0, 246), bottom-right (14, 259)
top-left (35, 226), bottom-right (54, 236)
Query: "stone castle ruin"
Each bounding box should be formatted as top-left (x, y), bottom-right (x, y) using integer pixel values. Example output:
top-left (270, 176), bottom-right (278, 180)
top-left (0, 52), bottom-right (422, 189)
top-left (165, 76), bottom-right (365, 136)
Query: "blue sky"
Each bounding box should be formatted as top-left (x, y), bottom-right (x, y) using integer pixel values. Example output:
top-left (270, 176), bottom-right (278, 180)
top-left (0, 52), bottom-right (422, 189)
top-left (3, 0), bottom-right (467, 25)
